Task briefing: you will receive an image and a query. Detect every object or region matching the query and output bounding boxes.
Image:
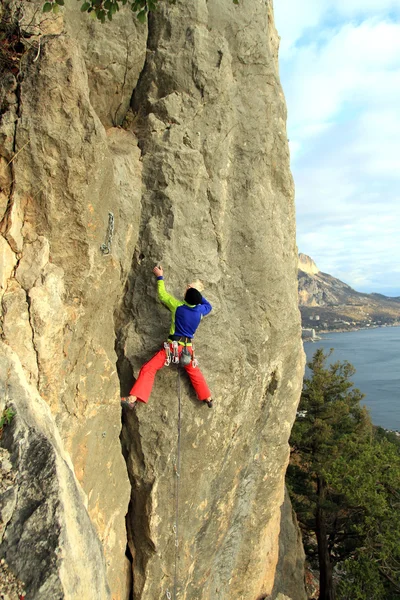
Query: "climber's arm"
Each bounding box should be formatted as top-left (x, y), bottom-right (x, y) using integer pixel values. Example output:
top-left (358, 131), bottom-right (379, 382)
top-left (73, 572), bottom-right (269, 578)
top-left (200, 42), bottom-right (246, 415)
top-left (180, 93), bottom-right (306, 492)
top-left (199, 296), bottom-right (212, 316)
top-left (153, 265), bottom-right (181, 312)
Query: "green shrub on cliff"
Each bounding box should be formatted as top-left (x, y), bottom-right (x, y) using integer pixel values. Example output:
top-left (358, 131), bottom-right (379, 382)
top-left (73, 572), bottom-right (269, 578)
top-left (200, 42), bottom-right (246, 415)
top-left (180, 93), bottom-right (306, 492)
top-left (0, 406), bottom-right (15, 438)
top-left (288, 349), bottom-right (400, 600)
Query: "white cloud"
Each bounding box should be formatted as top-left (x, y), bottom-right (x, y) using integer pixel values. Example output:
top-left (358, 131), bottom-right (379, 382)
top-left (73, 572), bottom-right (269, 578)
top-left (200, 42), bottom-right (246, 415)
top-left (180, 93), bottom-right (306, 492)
top-left (288, 140), bottom-right (302, 161)
top-left (275, 0), bottom-right (400, 58)
top-left (334, 0), bottom-right (400, 18)
top-left (297, 202), bottom-right (400, 293)
top-left (283, 20), bottom-right (400, 133)
top-left (275, 6), bottom-right (400, 295)
top-left (274, 0), bottom-right (326, 58)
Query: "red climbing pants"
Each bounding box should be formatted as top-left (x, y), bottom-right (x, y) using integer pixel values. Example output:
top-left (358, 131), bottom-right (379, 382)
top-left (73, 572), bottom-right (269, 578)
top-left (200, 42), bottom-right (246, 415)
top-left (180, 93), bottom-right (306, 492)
top-left (129, 344), bottom-right (211, 404)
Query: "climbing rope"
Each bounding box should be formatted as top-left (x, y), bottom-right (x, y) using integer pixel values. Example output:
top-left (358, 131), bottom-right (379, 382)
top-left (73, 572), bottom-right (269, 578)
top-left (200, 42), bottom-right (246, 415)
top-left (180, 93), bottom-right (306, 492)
top-left (173, 368), bottom-right (182, 600)
top-left (100, 211), bottom-right (114, 255)
top-left (166, 367), bottom-right (182, 600)
top-left (165, 363), bottom-right (184, 600)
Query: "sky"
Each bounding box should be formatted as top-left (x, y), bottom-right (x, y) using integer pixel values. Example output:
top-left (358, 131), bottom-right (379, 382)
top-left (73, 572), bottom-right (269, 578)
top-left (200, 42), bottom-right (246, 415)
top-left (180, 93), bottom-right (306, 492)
top-left (274, 0), bottom-right (400, 297)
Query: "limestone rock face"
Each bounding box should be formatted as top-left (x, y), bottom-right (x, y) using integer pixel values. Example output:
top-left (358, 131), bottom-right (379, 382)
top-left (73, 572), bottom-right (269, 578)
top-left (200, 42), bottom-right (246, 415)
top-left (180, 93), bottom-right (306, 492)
top-left (0, 0), bottom-right (304, 599)
top-left (116, 2), bottom-right (304, 599)
top-left (64, 1), bottom-right (148, 127)
top-left (0, 2), bottom-right (139, 596)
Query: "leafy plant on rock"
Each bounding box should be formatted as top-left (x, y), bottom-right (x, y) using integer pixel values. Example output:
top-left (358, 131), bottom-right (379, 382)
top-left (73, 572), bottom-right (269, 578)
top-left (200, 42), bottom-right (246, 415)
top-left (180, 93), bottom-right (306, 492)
top-left (42, 0), bottom-right (238, 23)
top-left (0, 407), bottom-right (16, 438)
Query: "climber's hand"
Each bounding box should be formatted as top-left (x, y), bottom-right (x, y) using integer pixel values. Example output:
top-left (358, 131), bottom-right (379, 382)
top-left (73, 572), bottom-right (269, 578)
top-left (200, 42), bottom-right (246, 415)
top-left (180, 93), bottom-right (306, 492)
top-left (153, 265), bottom-right (163, 278)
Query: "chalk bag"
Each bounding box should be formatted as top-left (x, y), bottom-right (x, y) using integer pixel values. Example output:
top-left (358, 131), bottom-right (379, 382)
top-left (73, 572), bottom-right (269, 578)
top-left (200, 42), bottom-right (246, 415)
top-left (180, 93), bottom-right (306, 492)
top-left (180, 346), bottom-right (192, 367)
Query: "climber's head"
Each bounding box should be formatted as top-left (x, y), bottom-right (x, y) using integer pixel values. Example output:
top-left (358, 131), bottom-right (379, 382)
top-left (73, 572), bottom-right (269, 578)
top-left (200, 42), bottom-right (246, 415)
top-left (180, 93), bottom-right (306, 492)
top-left (184, 286), bottom-right (202, 306)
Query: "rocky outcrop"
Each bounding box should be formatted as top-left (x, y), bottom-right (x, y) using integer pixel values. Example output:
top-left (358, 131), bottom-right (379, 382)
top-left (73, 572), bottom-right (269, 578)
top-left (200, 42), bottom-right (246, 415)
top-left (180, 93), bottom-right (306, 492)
top-left (0, 0), bottom-right (304, 598)
top-left (298, 253), bottom-right (319, 276)
top-left (0, 342), bottom-right (110, 598)
top-left (271, 490), bottom-right (307, 600)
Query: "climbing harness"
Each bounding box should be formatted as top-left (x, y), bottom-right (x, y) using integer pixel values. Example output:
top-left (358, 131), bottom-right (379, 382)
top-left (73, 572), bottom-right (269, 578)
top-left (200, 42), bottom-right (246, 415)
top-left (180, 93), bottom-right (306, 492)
top-left (163, 339), bottom-right (199, 369)
top-left (100, 211), bottom-right (114, 255)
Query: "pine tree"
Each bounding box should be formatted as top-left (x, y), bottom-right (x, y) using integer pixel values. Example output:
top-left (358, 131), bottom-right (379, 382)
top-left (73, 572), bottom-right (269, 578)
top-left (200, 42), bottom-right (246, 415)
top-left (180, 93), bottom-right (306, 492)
top-left (288, 348), bottom-right (400, 600)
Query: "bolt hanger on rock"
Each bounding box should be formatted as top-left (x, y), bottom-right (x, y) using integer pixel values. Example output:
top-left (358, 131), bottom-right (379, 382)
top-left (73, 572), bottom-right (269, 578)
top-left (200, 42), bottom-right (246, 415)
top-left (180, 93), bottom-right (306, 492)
top-left (100, 211), bottom-right (114, 255)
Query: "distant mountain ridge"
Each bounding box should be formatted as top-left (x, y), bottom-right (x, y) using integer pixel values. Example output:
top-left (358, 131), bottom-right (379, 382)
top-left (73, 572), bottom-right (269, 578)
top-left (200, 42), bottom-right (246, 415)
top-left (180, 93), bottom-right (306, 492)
top-left (298, 254), bottom-right (400, 331)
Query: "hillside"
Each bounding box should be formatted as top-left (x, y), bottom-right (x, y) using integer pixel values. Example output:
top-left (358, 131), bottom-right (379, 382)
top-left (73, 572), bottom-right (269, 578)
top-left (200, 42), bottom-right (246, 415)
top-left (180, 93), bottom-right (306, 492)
top-left (298, 253), bottom-right (400, 331)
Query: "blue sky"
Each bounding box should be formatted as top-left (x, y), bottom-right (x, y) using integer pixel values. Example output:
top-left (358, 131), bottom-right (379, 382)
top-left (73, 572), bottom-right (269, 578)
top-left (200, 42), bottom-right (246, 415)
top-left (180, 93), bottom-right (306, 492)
top-left (274, 0), bottom-right (400, 297)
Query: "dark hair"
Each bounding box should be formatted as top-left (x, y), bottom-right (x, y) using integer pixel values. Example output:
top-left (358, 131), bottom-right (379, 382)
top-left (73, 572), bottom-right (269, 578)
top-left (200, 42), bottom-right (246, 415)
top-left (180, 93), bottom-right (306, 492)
top-left (185, 287), bottom-right (202, 305)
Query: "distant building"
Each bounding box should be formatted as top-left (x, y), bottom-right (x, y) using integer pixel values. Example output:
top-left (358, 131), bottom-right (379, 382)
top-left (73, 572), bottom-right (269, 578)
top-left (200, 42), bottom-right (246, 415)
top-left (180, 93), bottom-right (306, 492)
top-left (302, 328), bottom-right (316, 340)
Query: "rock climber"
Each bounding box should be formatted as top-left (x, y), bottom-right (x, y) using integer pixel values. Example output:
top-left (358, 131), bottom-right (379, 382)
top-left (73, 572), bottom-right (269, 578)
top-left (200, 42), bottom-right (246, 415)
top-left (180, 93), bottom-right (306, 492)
top-left (121, 265), bottom-right (213, 408)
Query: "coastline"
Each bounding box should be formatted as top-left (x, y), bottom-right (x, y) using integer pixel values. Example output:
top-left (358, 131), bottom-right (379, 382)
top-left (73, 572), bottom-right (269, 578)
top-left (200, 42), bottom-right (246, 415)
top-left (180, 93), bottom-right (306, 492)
top-left (311, 322), bottom-right (400, 335)
top-left (303, 326), bottom-right (400, 433)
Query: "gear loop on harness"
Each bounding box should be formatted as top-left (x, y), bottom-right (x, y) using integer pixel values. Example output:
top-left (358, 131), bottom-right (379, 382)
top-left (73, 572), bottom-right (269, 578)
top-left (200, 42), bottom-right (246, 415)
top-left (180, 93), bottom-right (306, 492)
top-left (191, 342), bottom-right (198, 368)
top-left (172, 340), bottom-right (179, 364)
top-left (164, 342), bottom-right (171, 366)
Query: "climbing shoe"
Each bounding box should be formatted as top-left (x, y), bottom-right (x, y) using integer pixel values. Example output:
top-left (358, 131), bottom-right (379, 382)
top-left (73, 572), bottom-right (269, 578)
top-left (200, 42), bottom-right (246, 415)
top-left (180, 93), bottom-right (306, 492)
top-left (204, 399), bottom-right (213, 409)
top-left (121, 397), bottom-right (137, 409)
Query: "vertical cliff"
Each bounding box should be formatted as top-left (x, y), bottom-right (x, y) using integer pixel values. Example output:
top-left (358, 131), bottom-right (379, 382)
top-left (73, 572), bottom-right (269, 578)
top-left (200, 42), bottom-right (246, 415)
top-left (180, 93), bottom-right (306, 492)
top-left (0, 0), bottom-right (305, 598)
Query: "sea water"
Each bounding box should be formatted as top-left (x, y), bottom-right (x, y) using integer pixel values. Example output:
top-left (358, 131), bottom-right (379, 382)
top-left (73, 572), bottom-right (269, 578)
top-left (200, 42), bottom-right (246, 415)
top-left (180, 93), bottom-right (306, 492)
top-left (304, 327), bottom-right (400, 431)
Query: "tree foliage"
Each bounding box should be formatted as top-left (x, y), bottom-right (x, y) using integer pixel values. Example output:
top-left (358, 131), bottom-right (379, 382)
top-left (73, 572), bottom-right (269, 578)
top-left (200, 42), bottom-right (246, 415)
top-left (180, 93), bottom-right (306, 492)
top-left (42, 0), bottom-right (162, 23)
top-left (288, 348), bottom-right (400, 600)
top-left (0, 407), bottom-right (15, 438)
top-left (330, 435), bottom-right (400, 600)
top-left (42, 0), bottom-right (238, 24)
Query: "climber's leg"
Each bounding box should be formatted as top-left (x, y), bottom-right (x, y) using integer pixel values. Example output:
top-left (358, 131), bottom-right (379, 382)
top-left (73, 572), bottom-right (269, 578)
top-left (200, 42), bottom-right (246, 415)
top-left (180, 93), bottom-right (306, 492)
top-left (128, 348), bottom-right (166, 403)
top-left (184, 357), bottom-right (211, 403)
